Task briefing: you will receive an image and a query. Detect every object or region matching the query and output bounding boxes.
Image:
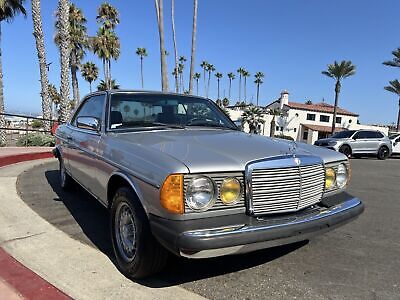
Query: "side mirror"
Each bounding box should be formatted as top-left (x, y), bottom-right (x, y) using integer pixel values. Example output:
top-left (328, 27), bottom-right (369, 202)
top-left (76, 116), bottom-right (101, 132)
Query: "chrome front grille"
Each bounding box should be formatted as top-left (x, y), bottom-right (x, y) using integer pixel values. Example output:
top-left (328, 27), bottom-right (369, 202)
top-left (247, 156), bottom-right (325, 216)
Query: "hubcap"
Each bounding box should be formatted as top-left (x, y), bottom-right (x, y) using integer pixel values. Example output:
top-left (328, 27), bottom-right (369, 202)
top-left (115, 202), bottom-right (137, 262)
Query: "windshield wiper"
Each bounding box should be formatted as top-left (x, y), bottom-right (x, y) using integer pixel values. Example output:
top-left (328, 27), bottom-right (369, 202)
top-left (119, 121), bottom-right (185, 129)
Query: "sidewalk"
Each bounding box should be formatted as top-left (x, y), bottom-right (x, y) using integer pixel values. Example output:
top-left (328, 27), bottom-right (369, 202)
top-left (0, 147), bottom-right (53, 167)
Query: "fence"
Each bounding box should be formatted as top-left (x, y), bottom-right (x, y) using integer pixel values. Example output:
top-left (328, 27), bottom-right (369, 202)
top-left (0, 113), bottom-right (56, 147)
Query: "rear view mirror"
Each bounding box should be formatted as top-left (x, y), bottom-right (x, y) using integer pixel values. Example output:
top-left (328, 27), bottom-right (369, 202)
top-left (76, 116), bottom-right (101, 132)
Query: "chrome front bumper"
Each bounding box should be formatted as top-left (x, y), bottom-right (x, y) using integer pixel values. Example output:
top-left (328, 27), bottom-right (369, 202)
top-left (150, 193), bottom-right (364, 259)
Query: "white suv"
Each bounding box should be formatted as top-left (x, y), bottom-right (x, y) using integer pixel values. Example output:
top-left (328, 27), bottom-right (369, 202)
top-left (314, 130), bottom-right (392, 160)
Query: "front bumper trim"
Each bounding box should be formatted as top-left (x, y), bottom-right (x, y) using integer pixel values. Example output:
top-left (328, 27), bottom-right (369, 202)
top-left (178, 197), bottom-right (363, 258)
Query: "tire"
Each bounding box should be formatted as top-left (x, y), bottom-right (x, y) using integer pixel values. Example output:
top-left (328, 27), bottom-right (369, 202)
top-left (377, 146), bottom-right (390, 160)
top-left (110, 187), bottom-right (168, 279)
top-left (339, 145), bottom-right (352, 158)
top-left (59, 159), bottom-right (74, 190)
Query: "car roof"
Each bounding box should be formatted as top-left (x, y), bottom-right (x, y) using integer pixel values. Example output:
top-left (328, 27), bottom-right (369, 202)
top-left (85, 90), bottom-right (210, 101)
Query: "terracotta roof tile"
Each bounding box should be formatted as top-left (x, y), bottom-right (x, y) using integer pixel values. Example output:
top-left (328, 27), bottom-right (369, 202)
top-left (286, 102), bottom-right (358, 116)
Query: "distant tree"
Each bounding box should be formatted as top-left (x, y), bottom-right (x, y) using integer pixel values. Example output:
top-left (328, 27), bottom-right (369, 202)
top-left (222, 97), bottom-right (229, 107)
top-left (81, 62), bottom-right (99, 92)
top-left (48, 83), bottom-right (61, 116)
top-left (200, 60), bottom-right (208, 96)
top-left (236, 67), bottom-right (245, 101)
top-left (322, 60), bottom-right (356, 134)
top-left (227, 72), bottom-right (235, 100)
top-left (135, 47), bottom-right (148, 88)
top-left (215, 72), bottom-right (223, 100)
top-left (383, 48), bottom-right (400, 68)
top-left (254, 72), bottom-right (264, 106)
top-left (242, 70), bottom-right (250, 103)
top-left (215, 99), bottom-right (222, 107)
top-left (193, 72), bottom-right (201, 95)
top-left (178, 56), bottom-right (187, 92)
top-left (241, 105), bottom-right (265, 134)
top-left (97, 79), bottom-right (119, 91)
top-left (384, 79), bottom-right (400, 132)
top-left (206, 63), bottom-right (215, 98)
top-left (305, 99), bottom-right (313, 105)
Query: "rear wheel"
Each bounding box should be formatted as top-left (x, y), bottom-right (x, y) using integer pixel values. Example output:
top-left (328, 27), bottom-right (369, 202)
top-left (110, 187), bottom-right (168, 279)
top-left (59, 159), bottom-right (73, 190)
top-left (377, 146), bottom-right (390, 160)
top-left (339, 145), bottom-right (352, 158)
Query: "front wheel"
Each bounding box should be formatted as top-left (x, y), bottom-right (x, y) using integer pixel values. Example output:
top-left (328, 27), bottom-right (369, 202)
top-left (110, 187), bottom-right (168, 279)
top-left (339, 145), bottom-right (352, 158)
top-left (377, 146), bottom-right (390, 160)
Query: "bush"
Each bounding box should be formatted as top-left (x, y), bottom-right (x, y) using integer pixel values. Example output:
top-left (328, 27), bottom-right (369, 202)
top-left (274, 134), bottom-right (294, 141)
top-left (30, 119), bottom-right (43, 128)
top-left (17, 133), bottom-right (55, 147)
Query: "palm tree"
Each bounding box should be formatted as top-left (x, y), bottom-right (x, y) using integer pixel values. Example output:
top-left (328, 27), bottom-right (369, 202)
top-left (222, 97), bottom-right (229, 107)
top-left (55, 3), bottom-right (88, 106)
top-left (31, 0), bottom-right (51, 131)
top-left (178, 56), bottom-right (187, 92)
top-left (97, 79), bottom-right (119, 91)
top-left (384, 79), bottom-right (400, 132)
top-left (171, 0), bottom-right (179, 93)
top-left (215, 99), bottom-right (222, 107)
top-left (193, 72), bottom-right (200, 95)
top-left (154, 0), bottom-right (169, 91)
top-left (383, 48), bottom-right (400, 68)
top-left (57, 0), bottom-right (71, 123)
top-left (200, 60), bottom-right (208, 96)
top-left (227, 72), bottom-right (235, 100)
top-left (81, 61), bottom-right (98, 92)
top-left (268, 108), bottom-right (281, 137)
top-left (188, 0), bottom-right (198, 95)
top-left (0, 0), bottom-right (26, 145)
top-left (94, 3), bottom-right (120, 90)
top-left (96, 2), bottom-right (119, 30)
top-left (135, 47), bottom-right (147, 89)
top-left (242, 70), bottom-right (250, 103)
top-left (206, 63), bottom-right (215, 98)
top-left (254, 71), bottom-right (264, 106)
top-left (237, 67), bottom-right (245, 101)
top-left (48, 83), bottom-right (60, 117)
top-left (215, 72), bottom-right (223, 100)
top-left (241, 105), bottom-right (265, 134)
top-left (322, 60), bottom-right (356, 134)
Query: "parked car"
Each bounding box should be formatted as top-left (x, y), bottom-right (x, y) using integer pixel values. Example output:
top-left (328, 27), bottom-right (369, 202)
top-left (390, 133), bottom-right (400, 155)
top-left (314, 130), bottom-right (392, 159)
top-left (54, 91), bottom-right (364, 278)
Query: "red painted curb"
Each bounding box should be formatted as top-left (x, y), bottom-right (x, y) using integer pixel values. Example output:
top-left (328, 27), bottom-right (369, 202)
top-left (0, 152), bottom-right (53, 168)
top-left (0, 248), bottom-right (70, 300)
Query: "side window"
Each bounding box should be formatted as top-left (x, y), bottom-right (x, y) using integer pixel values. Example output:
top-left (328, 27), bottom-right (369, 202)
top-left (374, 132), bottom-right (384, 139)
top-left (71, 95), bottom-right (105, 127)
top-left (353, 131), bottom-right (367, 139)
top-left (364, 131), bottom-right (379, 139)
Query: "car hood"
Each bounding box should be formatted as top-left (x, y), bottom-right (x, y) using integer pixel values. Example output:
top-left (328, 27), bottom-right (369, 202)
top-left (113, 129), bottom-right (346, 173)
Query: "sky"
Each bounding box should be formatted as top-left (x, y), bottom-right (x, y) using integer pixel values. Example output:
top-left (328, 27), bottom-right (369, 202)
top-left (2, 0), bottom-right (400, 124)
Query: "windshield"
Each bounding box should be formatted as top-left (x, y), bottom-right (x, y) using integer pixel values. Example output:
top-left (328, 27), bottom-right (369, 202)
top-left (108, 93), bottom-right (237, 131)
top-left (331, 130), bottom-right (356, 139)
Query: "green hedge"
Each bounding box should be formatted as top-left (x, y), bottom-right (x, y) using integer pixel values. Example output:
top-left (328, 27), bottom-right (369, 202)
top-left (17, 133), bottom-right (55, 147)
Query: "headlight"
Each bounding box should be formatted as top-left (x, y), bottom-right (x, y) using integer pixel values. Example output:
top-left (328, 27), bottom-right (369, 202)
top-left (220, 177), bottom-right (242, 205)
top-left (336, 163), bottom-right (349, 188)
top-left (325, 167), bottom-right (336, 190)
top-left (186, 176), bottom-right (217, 211)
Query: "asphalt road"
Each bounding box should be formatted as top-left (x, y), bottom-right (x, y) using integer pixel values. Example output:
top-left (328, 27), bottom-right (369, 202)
top-left (17, 157), bottom-right (400, 300)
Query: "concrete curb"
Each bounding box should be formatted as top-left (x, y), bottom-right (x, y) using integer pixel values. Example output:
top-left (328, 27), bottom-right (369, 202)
top-left (0, 147), bottom-right (53, 168)
top-left (0, 159), bottom-right (205, 300)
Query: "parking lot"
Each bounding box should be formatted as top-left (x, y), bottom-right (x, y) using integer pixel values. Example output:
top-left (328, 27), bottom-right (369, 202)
top-left (16, 157), bottom-right (400, 300)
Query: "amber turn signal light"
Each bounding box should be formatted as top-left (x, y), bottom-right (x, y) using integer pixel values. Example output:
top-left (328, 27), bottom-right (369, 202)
top-left (160, 174), bottom-right (184, 214)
